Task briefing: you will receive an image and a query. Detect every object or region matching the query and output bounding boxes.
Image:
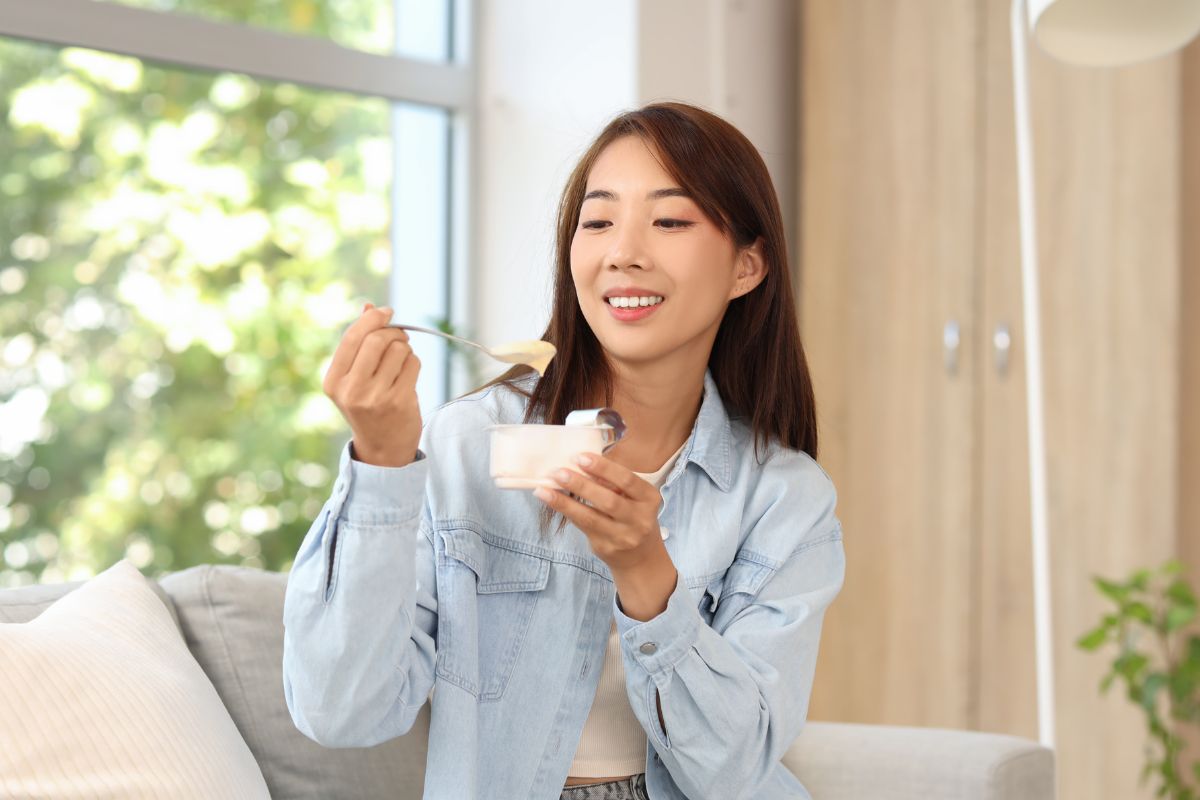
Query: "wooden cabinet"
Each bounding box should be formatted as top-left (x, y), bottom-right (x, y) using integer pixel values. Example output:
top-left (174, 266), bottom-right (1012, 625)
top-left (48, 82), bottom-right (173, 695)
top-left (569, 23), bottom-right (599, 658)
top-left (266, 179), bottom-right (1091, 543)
top-left (796, 2), bottom-right (1200, 798)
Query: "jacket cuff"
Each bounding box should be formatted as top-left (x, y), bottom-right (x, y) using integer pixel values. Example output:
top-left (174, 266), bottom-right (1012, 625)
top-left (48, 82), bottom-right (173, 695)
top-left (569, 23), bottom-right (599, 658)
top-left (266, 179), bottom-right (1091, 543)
top-left (333, 439), bottom-right (428, 523)
top-left (613, 572), bottom-right (701, 684)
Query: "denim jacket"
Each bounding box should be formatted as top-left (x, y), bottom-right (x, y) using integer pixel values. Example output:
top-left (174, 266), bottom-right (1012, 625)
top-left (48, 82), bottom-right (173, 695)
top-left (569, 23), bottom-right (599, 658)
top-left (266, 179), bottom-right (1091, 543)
top-left (282, 368), bottom-right (846, 800)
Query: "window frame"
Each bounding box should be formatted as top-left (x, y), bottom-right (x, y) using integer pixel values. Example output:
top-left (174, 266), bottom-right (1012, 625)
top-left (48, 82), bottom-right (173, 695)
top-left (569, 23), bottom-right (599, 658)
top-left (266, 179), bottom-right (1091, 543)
top-left (0, 0), bottom-right (477, 406)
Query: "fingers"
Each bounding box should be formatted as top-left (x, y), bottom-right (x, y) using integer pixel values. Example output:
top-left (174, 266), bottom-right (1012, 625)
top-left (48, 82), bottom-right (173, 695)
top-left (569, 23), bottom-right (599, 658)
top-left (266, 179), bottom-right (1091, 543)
top-left (346, 326), bottom-right (412, 386)
top-left (391, 347), bottom-right (421, 391)
top-left (549, 467), bottom-right (624, 517)
top-left (324, 303), bottom-right (405, 390)
top-left (574, 453), bottom-right (655, 501)
top-left (535, 483), bottom-right (613, 535)
top-left (375, 336), bottom-right (419, 388)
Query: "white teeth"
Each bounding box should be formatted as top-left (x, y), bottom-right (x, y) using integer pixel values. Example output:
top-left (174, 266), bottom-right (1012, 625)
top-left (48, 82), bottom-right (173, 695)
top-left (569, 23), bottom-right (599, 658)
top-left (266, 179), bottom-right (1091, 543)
top-left (606, 295), bottom-right (664, 308)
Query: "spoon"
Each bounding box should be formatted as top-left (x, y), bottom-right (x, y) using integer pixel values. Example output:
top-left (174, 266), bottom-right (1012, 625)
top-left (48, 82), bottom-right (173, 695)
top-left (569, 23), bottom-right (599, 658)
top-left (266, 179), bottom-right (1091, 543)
top-left (389, 323), bottom-right (557, 376)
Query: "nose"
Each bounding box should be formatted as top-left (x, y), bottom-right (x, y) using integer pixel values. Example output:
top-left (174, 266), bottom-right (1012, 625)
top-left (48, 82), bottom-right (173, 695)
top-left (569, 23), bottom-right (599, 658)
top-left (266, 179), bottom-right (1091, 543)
top-left (604, 219), bottom-right (648, 272)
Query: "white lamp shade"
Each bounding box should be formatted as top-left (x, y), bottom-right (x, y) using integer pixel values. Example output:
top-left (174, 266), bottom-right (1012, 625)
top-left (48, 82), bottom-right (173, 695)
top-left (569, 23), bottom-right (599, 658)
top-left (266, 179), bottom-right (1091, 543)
top-left (1028, 0), bottom-right (1200, 66)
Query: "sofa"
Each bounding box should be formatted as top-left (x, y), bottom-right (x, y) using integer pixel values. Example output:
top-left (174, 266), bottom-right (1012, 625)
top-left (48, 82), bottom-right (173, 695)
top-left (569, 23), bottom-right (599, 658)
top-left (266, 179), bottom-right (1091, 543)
top-left (0, 562), bottom-right (1056, 799)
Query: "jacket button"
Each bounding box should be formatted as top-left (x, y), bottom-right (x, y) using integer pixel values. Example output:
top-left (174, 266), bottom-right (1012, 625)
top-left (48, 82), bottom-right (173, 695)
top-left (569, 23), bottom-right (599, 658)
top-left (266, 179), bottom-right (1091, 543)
top-left (639, 642), bottom-right (658, 655)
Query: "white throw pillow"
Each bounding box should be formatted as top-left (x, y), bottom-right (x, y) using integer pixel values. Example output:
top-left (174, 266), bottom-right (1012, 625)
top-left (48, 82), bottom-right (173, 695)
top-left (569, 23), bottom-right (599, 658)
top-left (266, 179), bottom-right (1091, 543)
top-left (0, 558), bottom-right (270, 799)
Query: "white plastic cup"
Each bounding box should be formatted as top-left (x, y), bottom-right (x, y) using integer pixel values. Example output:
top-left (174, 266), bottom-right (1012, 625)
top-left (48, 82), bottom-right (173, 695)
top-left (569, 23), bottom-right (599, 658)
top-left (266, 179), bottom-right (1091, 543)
top-left (487, 424), bottom-right (614, 490)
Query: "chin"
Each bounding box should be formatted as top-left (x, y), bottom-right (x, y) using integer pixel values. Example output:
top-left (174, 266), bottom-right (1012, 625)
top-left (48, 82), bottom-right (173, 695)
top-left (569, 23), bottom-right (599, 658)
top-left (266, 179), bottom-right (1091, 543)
top-left (597, 342), bottom-right (675, 367)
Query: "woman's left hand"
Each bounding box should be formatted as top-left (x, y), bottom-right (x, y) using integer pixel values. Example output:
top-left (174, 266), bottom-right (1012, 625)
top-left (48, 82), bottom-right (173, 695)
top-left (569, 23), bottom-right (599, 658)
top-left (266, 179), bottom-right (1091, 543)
top-left (533, 452), bottom-right (663, 573)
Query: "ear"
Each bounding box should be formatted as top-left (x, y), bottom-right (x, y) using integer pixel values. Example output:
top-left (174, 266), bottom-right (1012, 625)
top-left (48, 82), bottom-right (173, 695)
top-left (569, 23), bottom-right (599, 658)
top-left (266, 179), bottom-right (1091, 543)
top-left (729, 236), bottom-right (767, 300)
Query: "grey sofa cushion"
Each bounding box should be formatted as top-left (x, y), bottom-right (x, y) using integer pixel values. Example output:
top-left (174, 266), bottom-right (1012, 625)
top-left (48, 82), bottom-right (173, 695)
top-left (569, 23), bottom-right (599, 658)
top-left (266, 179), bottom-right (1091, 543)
top-left (158, 564), bottom-right (428, 800)
top-left (787, 721), bottom-right (1056, 800)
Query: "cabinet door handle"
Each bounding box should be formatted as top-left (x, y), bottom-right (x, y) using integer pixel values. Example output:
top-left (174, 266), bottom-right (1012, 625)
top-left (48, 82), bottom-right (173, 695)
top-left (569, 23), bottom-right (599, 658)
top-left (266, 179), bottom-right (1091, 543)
top-left (943, 320), bottom-right (961, 376)
top-left (994, 323), bottom-right (1011, 376)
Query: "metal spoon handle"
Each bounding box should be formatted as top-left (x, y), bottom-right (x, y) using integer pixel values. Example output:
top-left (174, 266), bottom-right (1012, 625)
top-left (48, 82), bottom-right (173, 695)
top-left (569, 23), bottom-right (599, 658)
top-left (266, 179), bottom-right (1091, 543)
top-left (388, 323), bottom-right (490, 354)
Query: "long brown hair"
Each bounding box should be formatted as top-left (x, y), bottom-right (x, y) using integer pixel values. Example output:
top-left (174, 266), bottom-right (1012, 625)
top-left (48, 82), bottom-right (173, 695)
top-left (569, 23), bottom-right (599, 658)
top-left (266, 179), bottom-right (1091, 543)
top-left (463, 101), bottom-right (818, 535)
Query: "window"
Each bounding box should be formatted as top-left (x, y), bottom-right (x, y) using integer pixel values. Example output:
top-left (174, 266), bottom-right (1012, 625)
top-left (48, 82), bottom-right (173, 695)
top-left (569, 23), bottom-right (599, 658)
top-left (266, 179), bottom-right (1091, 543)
top-left (0, 0), bottom-right (471, 585)
top-left (100, 0), bottom-right (453, 61)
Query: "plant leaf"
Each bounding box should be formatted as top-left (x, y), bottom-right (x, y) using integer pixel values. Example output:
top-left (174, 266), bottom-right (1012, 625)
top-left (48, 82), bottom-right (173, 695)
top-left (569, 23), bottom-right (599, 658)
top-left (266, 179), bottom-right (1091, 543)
top-left (1166, 578), bottom-right (1197, 608)
top-left (1127, 601), bottom-right (1154, 625)
top-left (1095, 576), bottom-right (1129, 603)
top-left (1141, 673), bottom-right (1167, 715)
top-left (1115, 651), bottom-right (1149, 681)
top-left (1077, 626), bottom-right (1110, 651)
top-left (1130, 569), bottom-right (1151, 591)
top-left (1167, 604), bottom-right (1196, 633)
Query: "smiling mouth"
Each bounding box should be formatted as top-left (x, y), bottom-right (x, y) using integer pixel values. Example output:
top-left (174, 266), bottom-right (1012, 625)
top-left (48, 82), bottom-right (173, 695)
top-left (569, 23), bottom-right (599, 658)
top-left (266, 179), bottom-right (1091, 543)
top-left (604, 297), bottom-right (665, 321)
top-left (603, 295), bottom-right (665, 309)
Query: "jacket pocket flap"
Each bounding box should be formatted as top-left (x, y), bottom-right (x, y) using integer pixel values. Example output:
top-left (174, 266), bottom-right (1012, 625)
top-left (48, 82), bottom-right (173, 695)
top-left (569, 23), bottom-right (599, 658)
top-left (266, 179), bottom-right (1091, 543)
top-left (440, 529), bottom-right (550, 593)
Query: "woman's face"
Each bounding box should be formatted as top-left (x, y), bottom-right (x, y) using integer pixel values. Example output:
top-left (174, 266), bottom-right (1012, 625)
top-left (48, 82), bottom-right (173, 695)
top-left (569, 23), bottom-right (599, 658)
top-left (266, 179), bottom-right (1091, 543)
top-left (569, 135), bottom-right (763, 370)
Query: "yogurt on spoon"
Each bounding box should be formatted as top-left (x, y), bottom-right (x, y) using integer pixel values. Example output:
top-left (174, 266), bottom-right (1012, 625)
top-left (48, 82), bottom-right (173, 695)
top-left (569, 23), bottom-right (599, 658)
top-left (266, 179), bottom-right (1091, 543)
top-left (488, 339), bottom-right (556, 376)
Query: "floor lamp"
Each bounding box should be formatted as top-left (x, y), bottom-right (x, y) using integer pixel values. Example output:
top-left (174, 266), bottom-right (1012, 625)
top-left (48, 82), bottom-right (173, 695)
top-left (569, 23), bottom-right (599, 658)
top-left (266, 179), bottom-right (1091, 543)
top-left (1011, 0), bottom-right (1200, 749)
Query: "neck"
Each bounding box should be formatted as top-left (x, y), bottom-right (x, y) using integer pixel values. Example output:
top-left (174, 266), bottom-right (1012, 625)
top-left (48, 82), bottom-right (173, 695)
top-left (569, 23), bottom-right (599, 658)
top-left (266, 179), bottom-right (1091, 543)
top-left (600, 360), bottom-right (705, 474)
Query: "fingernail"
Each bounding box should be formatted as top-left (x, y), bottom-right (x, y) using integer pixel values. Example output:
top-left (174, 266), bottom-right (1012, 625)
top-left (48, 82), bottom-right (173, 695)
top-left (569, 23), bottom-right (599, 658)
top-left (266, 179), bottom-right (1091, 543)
top-left (575, 454), bottom-right (593, 467)
top-left (533, 487), bottom-right (553, 502)
top-left (379, 306), bottom-right (393, 316)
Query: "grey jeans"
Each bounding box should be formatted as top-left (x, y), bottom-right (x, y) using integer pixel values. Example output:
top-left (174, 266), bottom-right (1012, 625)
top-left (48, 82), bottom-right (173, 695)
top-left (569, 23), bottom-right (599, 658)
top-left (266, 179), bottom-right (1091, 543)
top-left (559, 773), bottom-right (649, 800)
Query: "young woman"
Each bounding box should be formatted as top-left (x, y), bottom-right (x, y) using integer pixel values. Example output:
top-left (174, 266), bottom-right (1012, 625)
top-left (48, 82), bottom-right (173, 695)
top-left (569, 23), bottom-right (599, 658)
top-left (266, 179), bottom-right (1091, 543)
top-left (282, 101), bottom-right (846, 800)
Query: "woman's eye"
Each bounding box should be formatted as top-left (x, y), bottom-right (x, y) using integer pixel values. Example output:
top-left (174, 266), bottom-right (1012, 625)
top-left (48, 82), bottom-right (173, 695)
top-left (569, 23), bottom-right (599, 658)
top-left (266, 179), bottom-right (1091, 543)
top-left (579, 219), bottom-right (692, 231)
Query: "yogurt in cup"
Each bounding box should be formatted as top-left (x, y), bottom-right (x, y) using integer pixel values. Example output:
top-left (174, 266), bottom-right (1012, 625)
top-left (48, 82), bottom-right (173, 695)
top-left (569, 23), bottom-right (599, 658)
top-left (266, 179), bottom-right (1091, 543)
top-left (488, 408), bottom-right (627, 490)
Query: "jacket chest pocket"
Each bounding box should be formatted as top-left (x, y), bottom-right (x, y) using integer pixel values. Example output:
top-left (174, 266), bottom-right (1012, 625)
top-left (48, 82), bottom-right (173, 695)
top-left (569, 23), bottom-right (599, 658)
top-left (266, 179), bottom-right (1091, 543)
top-left (434, 527), bottom-right (551, 702)
top-left (687, 559), bottom-right (770, 631)
top-left (686, 574), bottom-right (723, 627)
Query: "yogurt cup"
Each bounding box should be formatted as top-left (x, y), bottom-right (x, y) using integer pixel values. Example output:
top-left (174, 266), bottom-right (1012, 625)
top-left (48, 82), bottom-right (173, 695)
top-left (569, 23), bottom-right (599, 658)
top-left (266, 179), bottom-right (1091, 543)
top-left (488, 408), bottom-right (626, 490)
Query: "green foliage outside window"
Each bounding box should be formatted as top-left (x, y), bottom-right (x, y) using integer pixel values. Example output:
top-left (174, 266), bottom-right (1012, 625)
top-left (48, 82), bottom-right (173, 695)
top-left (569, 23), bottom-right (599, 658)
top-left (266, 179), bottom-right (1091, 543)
top-left (0, 12), bottom-right (412, 585)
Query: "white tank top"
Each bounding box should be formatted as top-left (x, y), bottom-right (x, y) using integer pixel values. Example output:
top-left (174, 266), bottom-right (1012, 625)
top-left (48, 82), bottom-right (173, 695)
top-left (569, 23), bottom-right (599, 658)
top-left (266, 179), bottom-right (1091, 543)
top-left (567, 439), bottom-right (688, 778)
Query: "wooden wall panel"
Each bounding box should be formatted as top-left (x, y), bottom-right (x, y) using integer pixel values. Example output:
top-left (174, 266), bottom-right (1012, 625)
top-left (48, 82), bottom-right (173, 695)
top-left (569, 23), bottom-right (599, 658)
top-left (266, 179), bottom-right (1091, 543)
top-left (977, 0), bottom-right (1190, 788)
top-left (798, 2), bottom-right (1198, 799)
top-left (1182, 34), bottom-right (1200, 630)
top-left (799, 0), bottom-right (981, 729)
top-left (1017, 20), bottom-right (1181, 800)
top-left (1178, 32), bottom-right (1200, 792)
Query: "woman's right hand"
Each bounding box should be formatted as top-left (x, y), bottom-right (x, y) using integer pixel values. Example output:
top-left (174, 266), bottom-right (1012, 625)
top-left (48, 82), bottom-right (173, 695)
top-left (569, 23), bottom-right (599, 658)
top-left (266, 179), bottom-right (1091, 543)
top-left (323, 302), bottom-right (423, 467)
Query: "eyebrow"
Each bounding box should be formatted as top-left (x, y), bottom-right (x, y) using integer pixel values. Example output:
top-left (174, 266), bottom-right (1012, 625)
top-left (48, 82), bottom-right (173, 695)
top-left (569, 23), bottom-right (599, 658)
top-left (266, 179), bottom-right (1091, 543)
top-left (582, 187), bottom-right (691, 202)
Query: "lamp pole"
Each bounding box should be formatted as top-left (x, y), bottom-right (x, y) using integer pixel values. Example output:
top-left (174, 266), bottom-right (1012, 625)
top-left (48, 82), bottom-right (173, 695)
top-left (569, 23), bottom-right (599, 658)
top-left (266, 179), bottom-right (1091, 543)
top-left (1010, 0), bottom-right (1056, 749)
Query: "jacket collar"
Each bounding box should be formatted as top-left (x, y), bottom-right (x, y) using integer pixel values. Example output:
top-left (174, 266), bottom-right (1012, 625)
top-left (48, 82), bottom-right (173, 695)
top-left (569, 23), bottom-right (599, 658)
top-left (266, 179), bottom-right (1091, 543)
top-left (686, 368), bottom-right (734, 492)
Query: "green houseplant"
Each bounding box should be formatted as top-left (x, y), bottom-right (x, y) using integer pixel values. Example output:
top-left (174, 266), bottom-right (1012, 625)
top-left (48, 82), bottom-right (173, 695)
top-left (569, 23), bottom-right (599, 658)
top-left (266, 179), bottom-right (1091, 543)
top-left (1077, 559), bottom-right (1200, 799)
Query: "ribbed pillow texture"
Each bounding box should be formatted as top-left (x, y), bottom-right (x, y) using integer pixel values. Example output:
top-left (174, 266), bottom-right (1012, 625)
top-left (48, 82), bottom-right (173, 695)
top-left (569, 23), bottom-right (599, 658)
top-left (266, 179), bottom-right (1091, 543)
top-left (0, 558), bottom-right (271, 799)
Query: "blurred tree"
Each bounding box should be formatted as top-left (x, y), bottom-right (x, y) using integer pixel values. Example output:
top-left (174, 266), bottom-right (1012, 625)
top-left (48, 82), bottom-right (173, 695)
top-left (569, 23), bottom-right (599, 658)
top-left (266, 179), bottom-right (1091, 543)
top-left (0, 4), bottom-right (416, 585)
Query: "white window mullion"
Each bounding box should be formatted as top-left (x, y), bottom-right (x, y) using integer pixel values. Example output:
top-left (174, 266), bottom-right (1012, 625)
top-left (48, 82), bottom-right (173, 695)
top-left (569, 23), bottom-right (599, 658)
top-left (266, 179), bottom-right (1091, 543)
top-left (391, 103), bottom-right (451, 413)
